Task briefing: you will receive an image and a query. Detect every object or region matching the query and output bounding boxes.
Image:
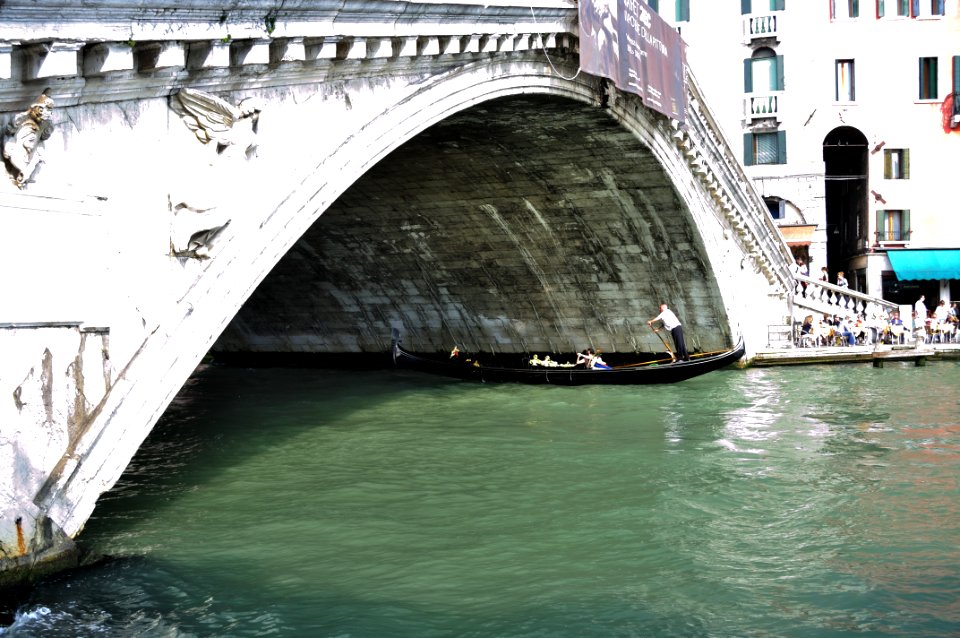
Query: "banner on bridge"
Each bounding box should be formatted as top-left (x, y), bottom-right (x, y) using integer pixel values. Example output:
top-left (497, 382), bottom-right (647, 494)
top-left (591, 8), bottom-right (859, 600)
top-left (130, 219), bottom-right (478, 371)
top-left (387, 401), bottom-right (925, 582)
top-left (578, 0), bottom-right (687, 123)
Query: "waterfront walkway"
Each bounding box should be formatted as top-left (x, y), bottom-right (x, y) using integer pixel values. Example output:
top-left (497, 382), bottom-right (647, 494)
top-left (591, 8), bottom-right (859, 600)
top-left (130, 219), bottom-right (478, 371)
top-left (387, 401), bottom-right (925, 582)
top-left (751, 341), bottom-right (960, 367)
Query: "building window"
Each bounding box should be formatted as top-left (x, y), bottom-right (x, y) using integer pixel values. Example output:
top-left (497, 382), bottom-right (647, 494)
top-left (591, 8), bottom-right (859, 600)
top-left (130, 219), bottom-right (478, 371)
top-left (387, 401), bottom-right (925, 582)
top-left (831, 0), bottom-right (860, 18)
top-left (742, 0), bottom-right (785, 12)
top-left (744, 131), bottom-right (787, 165)
top-left (895, 0), bottom-right (912, 16)
top-left (744, 48), bottom-right (784, 93)
top-left (919, 57), bottom-right (938, 100)
top-left (930, 0), bottom-right (944, 16)
top-left (764, 197), bottom-right (785, 219)
top-left (884, 149), bottom-right (910, 179)
top-left (877, 210), bottom-right (911, 242)
top-left (835, 60), bottom-right (856, 102)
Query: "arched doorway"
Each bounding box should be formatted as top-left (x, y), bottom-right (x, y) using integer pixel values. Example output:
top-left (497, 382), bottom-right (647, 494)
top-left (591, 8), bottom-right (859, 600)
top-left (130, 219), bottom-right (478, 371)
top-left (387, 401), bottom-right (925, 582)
top-left (822, 126), bottom-right (868, 291)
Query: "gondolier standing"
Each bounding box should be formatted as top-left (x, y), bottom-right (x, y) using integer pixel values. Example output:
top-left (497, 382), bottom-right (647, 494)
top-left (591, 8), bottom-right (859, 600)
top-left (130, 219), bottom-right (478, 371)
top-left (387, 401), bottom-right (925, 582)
top-left (648, 303), bottom-right (689, 362)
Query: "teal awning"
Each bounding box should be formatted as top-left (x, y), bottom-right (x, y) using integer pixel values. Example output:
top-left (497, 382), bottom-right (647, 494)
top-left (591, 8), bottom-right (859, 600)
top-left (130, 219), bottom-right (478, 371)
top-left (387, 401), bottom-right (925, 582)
top-left (887, 249), bottom-right (960, 281)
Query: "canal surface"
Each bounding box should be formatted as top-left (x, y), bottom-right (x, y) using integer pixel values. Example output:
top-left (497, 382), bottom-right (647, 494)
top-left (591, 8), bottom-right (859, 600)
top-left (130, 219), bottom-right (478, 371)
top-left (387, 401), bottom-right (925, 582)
top-left (3, 361), bottom-right (960, 637)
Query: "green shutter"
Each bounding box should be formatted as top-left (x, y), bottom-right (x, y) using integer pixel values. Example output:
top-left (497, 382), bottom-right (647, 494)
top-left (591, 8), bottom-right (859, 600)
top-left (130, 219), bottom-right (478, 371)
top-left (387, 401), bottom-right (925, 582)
top-left (917, 58), bottom-right (926, 100)
top-left (877, 0), bottom-right (884, 17)
top-left (920, 57), bottom-right (938, 99)
top-left (744, 133), bottom-right (755, 166)
top-left (744, 58), bottom-right (753, 92)
top-left (903, 210), bottom-right (911, 240)
top-left (774, 55), bottom-right (785, 91)
top-left (875, 210), bottom-right (884, 242)
top-left (851, 0), bottom-right (859, 17)
top-left (883, 150), bottom-right (892, 178)
top-left (776, 130), bottom-right (787, 164)
top-left (648, 0), bottom-right (659, 11)
top-left (677, 0), bottom-right (690, 22)
top-left (953, 55), bottom-right (960, 93)
top-left (742, 0), bottom-right (752, 15)
top-left (902, 149), bottom-right (910, 179)
top-left (771, 0), bottom-right (785, 10)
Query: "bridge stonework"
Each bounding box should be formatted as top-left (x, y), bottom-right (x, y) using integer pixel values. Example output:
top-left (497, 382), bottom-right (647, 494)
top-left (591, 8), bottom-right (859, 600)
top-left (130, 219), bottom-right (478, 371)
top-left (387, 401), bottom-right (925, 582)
top-left (0, 1), bottom-right (794, 588)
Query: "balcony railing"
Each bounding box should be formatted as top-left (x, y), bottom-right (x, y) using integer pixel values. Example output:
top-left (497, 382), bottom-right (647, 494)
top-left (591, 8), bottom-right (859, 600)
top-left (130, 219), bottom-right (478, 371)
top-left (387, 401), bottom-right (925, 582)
top-left (744, 92), bottom-right (781, 120)
top-left (876, 229), bottom-right (912, 243)
top-left (743, 13), bottom-right (779, 41)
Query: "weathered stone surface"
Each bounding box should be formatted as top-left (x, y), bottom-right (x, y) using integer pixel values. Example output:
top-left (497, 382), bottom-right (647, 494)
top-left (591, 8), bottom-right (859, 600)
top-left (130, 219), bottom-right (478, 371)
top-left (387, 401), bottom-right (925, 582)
top-left (216, 95), bottom-right (728, 355)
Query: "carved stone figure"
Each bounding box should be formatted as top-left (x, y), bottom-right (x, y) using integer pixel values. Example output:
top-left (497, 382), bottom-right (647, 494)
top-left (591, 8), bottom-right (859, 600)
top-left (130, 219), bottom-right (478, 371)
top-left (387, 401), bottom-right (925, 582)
top-left (2, 92), bottom-right (55, 189)
top-left (170, 220), bottom-right (231, 261)
top-left (170, 87), bottom-right (261, 158)
top-left (169, 201), bottom-right (232, 261)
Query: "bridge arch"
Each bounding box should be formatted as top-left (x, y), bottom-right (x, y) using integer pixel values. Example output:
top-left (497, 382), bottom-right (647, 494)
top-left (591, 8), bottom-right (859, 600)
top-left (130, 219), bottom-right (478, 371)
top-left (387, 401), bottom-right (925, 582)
top-left (217, 91), bottom-right (741, 357)
top-left (28, 52), bottom-right (789, 561)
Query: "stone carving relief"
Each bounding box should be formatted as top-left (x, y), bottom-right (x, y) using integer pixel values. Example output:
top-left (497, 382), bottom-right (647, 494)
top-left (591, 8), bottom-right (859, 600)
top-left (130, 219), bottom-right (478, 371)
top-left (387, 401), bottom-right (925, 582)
top-left (2, 92), bottom-right (55, 189)
top-left (168, 201), bottom-right (232, 261)
top-left (170, 87), bottom-right (261, 159)
top-left (167, 88), bottom-right (261, 260)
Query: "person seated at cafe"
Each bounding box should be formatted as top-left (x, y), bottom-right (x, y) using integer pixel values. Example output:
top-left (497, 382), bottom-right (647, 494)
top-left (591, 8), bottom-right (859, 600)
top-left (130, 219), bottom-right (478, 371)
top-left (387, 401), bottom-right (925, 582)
top-left (888, 311), bottom-right (905, 344)
top-left (798, 315), bottom-right (816, 347)
top-left (838, 316), bottom-right (856, 346)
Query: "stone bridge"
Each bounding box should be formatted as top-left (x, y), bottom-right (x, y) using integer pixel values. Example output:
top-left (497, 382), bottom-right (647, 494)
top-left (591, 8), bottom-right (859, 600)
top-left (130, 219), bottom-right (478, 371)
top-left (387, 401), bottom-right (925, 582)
top-left (0, 1), bottom-right (795, 588)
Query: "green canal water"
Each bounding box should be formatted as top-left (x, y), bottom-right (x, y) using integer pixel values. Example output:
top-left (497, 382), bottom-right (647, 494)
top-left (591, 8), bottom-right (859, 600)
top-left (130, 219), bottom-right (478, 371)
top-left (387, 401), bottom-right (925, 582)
top-left (3, 361), bottom-right (960, 637)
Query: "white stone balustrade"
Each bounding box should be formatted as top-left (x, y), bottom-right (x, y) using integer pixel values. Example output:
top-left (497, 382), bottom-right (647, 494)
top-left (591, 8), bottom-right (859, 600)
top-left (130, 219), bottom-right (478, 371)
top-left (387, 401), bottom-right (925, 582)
top-left (744, 13), bottom-right (779, 41)
top-left (794, 274), bottom-right (899, 319)
top-left (744, 92), bottom-right (781, 119)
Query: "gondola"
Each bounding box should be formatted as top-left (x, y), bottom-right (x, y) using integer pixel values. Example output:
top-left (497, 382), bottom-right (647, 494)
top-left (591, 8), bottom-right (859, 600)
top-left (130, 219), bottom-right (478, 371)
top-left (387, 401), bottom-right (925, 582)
top-left (391, 332), bottom-right (745, 385)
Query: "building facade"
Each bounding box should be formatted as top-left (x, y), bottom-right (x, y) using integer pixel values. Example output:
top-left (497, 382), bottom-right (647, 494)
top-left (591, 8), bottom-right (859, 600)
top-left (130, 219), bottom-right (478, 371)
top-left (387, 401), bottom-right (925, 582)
top-left (649, 0), bottom-right (960, 307)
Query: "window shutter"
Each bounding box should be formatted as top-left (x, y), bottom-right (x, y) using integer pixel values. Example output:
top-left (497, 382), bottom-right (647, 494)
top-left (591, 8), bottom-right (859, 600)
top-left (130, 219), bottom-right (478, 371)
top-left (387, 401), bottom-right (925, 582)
top-left (875, 210), bottom-right (884, 241)
top-left (776, 130), bottom-right (787, 164)
top-left (953, 55), bottom-right (960, 93)
top-left (911, 0), bottom-right (919, 16)
top-left (877, 0), bottom-right (884, 17)
top-left (883, 150), bottom-right (892, 178)
top-left (742, 0), bottom-right (752, 15)
top-left (677, 0), bottom-right (690, 22)
top-left (744, 58), bottom-right (753, 92)
top-left (648, 0), bottom-right (659, 11)
top-left (744, 133), bottom-right (755, 166)
top-left (774, 55), bottom-right (785, 90)
top-left (902, 149), bottom-right (910, 179)
top-left (903, 210), bottom-right (911, 239)
top-left (851, 0), bottom-right (860, 17)
top-left (771, 0), bottom-right (786, 10)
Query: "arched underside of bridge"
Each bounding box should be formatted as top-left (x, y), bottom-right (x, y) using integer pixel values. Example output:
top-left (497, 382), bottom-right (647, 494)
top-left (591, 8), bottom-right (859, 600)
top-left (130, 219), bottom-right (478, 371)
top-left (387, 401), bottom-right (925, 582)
top-left (215, 95), bottom-right (733, 357)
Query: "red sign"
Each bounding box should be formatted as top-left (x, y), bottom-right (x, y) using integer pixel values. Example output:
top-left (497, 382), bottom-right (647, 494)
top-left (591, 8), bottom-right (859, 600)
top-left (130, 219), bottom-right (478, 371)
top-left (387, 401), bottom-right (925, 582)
top-left (578, 0), bottom-right (687, 123)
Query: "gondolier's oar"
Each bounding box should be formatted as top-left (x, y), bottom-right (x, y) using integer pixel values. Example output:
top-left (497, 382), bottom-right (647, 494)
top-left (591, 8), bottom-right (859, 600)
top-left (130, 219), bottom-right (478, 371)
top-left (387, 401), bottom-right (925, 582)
top-left (651, 327), bottom-right (676, 362)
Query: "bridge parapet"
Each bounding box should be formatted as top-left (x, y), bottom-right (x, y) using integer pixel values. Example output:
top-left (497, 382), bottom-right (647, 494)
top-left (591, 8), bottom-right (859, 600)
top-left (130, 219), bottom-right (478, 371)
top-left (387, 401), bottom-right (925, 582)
top-left (0, 1), bottom-right (575, 109)
top-left (665, 71), bottom-right (794, 296)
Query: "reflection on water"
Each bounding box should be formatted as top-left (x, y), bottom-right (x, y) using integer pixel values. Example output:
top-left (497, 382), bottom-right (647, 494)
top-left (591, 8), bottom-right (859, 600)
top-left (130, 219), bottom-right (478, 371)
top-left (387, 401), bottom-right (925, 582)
top-left (3, 361), bottom-right (960, 637)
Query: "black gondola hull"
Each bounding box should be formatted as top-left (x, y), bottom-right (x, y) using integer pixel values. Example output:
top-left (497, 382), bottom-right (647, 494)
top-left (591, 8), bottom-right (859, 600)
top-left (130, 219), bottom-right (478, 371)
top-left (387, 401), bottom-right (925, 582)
top-left (392, 338), bottom-right (745, 385)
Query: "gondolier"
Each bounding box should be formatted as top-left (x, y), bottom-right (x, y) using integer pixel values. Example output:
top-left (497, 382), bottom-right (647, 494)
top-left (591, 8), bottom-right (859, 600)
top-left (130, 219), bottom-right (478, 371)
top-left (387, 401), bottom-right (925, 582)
top-left (648, 303), bottom-right (689, 362)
